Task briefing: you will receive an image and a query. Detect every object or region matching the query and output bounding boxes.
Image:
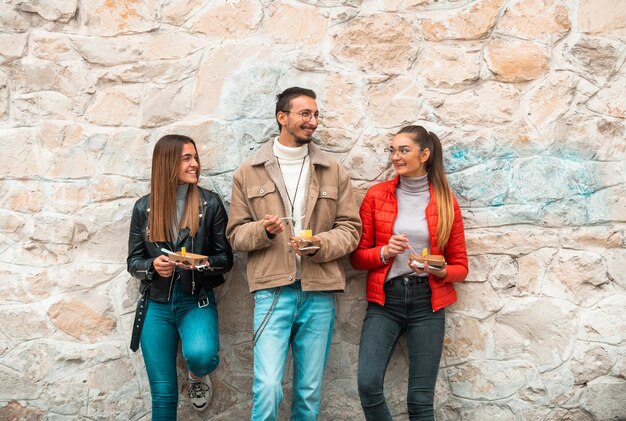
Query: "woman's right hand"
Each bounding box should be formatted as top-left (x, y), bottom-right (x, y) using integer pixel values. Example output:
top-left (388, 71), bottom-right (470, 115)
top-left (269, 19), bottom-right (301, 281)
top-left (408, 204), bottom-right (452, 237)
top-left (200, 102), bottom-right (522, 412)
top-left (384, 234), bottom-right (410, 259)
top-left (153, 254), bottom-right (176, 277)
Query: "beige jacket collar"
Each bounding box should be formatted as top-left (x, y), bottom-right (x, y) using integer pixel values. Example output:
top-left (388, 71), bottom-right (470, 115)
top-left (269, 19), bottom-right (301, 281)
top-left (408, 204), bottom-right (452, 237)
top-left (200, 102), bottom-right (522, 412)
top-left (250, 138), bottom-right (330, 168)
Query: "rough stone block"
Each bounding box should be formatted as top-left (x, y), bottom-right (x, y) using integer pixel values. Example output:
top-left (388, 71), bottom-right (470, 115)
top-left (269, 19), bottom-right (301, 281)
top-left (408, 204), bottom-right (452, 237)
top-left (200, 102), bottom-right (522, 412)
top-left (140, 81), bottom-right (192, 128)
top-left (189, 0), bottom-right (263, 38)
top-left (81, 0), bottom-right (161, 36)
top-left (493, 298), bottom-right (577, 371)
top-left (0, 400), bottom-right (45, 419)
top-left (12, 91), bottom-right (83, 126)
top-left (192, 44), bottom-right (276, 117)
top-left (525, 72), bottom-right (580, 131)
top-left (163, 0), bottom-right (204, 26)
top-left (366, 76), bottom-right (422, 128)
top-left (420, 0), bottom-right (503, 41)
top-left (570, 343), bottom-right (614, 385)
top-left (0, 128), bottom-right (45, 179)
top-left (416, 43), bottom-right (481, 89)
top-left (332, 14), bottom-right (418, 73)
top-left (579, 295), bottom-right (626, 345)
top-left (343, 131), bottom-right (395, 181)
top-left (264, 3), bottom-right (328, 45)
top-left (485, 37), bottom-right (550, 82)
top-left (15, 0), bottom-right (78, 23)
top-left (433, 82), bottom-right (521, 127)
top-left (48, 298), bottom-right (116, 342)
top-left (578, 0), bottom-right (626, 37)
top-left (447, 360), bottom-right (542, 400)
top-left (587, 71), bottom-right (626, 118)
top-left (85, 86), bottom-right (141, 126)
top-left (453, 280), bottom-right (503, 319)
top-left (563, 36), bottom-right (621, 86)
top-left (0, 364), bottom-right (41, 400)
top-left (0, 32), bottom-right (28, 65)
top-left (498, 0), bottom-right (571, 40)
top-left (543, 249), bottom-right (610, 306)
top-left (443, 313), bottom-right (488, 364)
top-left (580, 376), bottom-right (626, 420)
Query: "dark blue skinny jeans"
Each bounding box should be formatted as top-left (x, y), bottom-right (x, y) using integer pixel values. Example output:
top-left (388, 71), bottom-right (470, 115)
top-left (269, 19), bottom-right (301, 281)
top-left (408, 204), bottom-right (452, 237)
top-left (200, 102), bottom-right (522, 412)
top-left (140, 281), bottom-right (219, 420)
top-left (357, 275), bottom-right (445, 421)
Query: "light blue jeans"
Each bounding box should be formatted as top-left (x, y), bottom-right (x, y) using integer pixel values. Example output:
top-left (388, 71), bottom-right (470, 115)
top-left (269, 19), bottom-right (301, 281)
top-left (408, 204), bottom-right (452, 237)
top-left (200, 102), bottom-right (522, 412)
top-left (251, 281), bottom-right (336, 421)
top-left (140, 282), bottom-right (219, 420)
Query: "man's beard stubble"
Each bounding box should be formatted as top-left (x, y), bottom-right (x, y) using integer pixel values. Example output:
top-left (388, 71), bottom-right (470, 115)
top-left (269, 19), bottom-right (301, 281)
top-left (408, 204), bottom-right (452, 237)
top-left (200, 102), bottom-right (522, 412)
top-left (295, 136), bottom-right (313, 146)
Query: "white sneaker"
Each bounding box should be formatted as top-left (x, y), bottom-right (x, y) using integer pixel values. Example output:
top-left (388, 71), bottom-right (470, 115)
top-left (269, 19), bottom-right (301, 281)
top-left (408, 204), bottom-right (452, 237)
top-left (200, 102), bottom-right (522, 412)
top-left (187, 375), bottom-right (212, 411)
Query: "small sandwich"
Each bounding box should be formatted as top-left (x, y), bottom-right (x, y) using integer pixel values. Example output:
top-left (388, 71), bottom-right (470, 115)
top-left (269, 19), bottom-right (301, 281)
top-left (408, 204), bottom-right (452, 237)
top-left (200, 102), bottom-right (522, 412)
top-left (290, 230), bottom-right (321, 249)
top-left (167, 247), bottom-right (208, 267)
top-left (409, 254), bottom-right (446, 270)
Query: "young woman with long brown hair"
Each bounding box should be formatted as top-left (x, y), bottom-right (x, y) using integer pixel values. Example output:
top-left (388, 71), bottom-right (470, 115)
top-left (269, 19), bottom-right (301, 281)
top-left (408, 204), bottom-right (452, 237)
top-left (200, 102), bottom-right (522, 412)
top-left (350, 125), bottom-right (468, 420)
top-left (127, 135), bottom-right (233, 419)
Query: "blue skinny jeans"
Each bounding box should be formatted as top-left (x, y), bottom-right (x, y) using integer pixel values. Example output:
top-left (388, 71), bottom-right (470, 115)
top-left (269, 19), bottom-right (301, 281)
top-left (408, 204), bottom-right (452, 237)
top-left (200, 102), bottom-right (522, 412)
top-left (357, 275), bottom-right (445, 421)
top-left (140, 281), bottom-right (219, 420)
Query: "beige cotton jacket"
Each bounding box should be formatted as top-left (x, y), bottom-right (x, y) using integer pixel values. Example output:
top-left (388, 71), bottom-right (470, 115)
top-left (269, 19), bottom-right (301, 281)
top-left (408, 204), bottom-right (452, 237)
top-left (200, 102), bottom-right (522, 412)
top-left (226, 140), bottom-right (362, 293)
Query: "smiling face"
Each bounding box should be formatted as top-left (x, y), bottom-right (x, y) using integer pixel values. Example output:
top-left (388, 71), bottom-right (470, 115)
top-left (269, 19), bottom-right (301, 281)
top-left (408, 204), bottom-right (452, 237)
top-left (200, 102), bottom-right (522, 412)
top-left (390, 133), bottom-right (430, 177)
top-left (177, 142), bottom-right (199, 184)
top-left (277, 95), bottom-right (319, 147)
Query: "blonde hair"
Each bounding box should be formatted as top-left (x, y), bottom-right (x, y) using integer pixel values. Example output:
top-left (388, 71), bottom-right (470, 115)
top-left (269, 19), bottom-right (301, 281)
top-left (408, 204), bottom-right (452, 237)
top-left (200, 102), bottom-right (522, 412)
top-left (148, 135), bottom-right (200, 242)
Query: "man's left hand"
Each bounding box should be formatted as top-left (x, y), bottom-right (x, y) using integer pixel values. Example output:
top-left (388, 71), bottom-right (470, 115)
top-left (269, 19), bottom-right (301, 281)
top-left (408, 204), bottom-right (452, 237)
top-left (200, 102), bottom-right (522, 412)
top-left (289, 239), bottom-right (319, 257)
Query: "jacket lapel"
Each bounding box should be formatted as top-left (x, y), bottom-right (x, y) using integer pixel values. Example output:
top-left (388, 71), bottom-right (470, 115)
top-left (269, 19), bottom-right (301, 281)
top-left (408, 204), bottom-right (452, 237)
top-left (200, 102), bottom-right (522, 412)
top-left (176, 227), bottom-right (190, 250)
top-left (304, 166), bottom-right (319, 231)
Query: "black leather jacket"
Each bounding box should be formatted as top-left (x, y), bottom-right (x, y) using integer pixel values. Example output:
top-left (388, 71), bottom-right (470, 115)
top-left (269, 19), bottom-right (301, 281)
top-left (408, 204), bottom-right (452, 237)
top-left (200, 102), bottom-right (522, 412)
top-left (127, 187), bottom-right (233, 303)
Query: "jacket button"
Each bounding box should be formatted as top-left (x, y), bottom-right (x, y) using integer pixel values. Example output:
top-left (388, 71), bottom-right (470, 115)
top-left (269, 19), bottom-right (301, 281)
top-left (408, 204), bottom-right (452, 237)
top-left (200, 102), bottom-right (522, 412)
top-left (288, 275), bottom-right (293, 280)
top-left (260, 189), bottom-right (264, 194)
top-left (322, 191), bottom-right (327, 196)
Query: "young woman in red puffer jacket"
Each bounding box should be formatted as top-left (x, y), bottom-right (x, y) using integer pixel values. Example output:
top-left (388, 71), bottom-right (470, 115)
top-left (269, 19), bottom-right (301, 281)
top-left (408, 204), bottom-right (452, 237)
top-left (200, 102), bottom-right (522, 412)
top-left (350, 125), bottom-right (468, 421)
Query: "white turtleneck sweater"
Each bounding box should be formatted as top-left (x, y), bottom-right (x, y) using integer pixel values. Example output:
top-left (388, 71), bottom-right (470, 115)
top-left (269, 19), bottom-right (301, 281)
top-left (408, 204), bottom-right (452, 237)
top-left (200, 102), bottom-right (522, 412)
top-left (386, 174), bottom-right (431, 280)
top-left (273, 137), bottom-right (310, 279)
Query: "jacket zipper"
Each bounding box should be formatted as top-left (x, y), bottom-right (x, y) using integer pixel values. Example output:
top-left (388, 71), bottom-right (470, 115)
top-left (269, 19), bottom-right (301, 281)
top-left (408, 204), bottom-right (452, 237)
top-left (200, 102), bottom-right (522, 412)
top-left (164, 196), bottom-right (208, 301)
top-left (191, 236), bottom-right (195, 294)
top-left (166, 238), bottom-right (175, 302)
top-left (383, 184), bottom-right (438, 312)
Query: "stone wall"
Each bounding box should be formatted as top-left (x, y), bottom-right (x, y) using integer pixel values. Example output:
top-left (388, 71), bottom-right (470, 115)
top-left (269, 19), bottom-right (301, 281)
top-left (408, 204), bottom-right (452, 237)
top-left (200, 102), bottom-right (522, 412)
top-left (1, 0), bottom-right (625, 419)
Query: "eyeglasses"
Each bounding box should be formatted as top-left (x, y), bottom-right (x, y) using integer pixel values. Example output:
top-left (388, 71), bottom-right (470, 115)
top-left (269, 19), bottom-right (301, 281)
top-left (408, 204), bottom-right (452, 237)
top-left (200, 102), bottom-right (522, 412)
top-left (384, 147), bottom-right (419, 157)
top-left (281, 110), bottom-right (322, 122)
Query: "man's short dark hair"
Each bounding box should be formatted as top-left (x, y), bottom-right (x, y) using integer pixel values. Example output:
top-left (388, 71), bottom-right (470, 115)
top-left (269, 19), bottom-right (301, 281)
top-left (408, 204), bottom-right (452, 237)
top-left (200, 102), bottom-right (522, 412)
top-left (275, 87), bottom-right (317, 132)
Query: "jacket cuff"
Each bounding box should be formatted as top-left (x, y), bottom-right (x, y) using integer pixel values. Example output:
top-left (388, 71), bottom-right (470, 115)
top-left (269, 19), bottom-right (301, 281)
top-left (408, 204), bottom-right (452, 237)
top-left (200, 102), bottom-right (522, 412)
top-left (255, 220), bottom-right (274, 248)
top-left (145, 259), bottom-right (155, 282)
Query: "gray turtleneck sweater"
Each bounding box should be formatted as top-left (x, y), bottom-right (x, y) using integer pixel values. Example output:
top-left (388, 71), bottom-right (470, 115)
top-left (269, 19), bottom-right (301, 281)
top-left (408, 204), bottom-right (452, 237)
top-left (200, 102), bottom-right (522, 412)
top-left (174, 183), bottom-right (189, 242)
top-left (386, 174), bottom-right (431, 281)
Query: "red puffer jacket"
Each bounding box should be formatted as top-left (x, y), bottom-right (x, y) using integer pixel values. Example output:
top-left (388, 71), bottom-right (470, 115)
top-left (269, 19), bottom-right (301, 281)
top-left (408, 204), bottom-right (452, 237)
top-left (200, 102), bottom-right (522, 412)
top-left (350, 176), bottom-right (468, 310)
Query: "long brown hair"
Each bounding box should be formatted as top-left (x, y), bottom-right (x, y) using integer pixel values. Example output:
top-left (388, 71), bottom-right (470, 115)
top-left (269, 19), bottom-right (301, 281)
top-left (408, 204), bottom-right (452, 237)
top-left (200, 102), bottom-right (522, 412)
top-left (396, 125), bottom-right (454, 249)
top-left (148, 135), bottom-right (201, 243)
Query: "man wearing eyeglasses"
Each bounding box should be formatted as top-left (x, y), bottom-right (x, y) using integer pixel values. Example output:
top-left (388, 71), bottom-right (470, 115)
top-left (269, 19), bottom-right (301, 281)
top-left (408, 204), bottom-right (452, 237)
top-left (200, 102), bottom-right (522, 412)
top-left (226, 86), bottom-right (362, 421)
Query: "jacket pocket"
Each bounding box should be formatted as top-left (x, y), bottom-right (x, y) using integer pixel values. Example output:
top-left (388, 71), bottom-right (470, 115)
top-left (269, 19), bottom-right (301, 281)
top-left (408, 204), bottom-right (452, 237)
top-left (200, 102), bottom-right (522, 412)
top-left (318, 185), bottom-right (338, 200)
top-left (246, 183), bottom-right (276, 199)
top-left (254, 288), bottom-right (279, 304)
top-left (246, 183), bottom-right (279, 220)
